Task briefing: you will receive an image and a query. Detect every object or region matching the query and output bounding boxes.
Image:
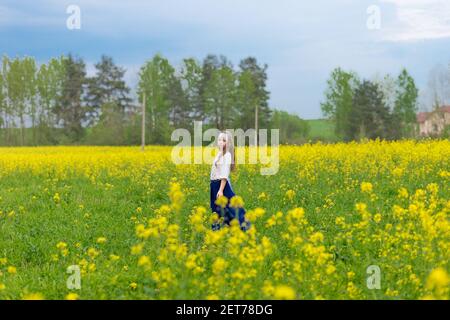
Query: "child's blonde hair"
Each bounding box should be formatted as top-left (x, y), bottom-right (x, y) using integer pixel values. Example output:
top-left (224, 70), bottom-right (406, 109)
top-left (218, 131), bottom-right (236, 172)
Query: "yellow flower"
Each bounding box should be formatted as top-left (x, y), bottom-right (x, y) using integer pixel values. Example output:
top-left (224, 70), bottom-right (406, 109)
top-left (426, 268), bottom-right (449, 290)
top-left (262, 281), bottom-right (275, 296)
top-left (273, 285), bottom-right (296, 300)
top-left (212, 257), bottom-right (228, 274)
top-left (258, 192), bottom-right (267, 200)
top-left (129, 282), bottom-right (137, 290)
top-left (285, 190), bottom-right (295, 201)
top-left (438, 170), bottom-right (450, 178)
top-left (385, 288), bottom-right (399, 297)
top-left (246, 207), bottom-right (265, 223)
top-left (7, 266), bottom-right (16, 274)
top-left (230, 196), bottom-right (244, 208)
top-left (426, 183), bottom-right (438, 195)
top-left (53, 193), bottom-right (60, 204)
top-left (398, 187), bottom-right (409, 199)
top-left (288, 207), bottom-right (305, 220)
top-left (131, 243), bottom-right (144, 255)
top-left (87, 248), bottom-right (99, 259)
top-left (96, 237), bottom-right (107, 244)
top-left (109, 254), bottom-right (120, 261)
top-left (347, 282), bottom-right (360, 298)
top-left (326, 265), bottom-right (336, 275)
top-left (169, 182), bottom-right (184, 212)
top-left (392, 167), bottom-right (403, 177)
top-left (22, 293), bottom-right (45, 300)
top-left (361, 182), bottom-right (373, 193)
top-left (156, 205), bottom-right (171, 216)
top-left (185, 254), bottom-right (199, 270)
top-left (335, 217), bottom-right (345, 225)
top-left (355, 202), bottom-right (367, 213)
top-left (310, 232), bottom-right (324, 243)
top-left (373, 213), bottom-right (382, 223)
top-left (137, 255), bottom-right (151, 267)
top-left (266, 216), bottom-right (279, 228)
top-left (215, 195), bottom-right (228, 208)
top-left (65, 293), bottom-right (79, 300)
top-left (56, 242), bottom-right (67, 250)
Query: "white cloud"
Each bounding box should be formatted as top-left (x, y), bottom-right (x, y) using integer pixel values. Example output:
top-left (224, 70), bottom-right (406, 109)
top-left (380, 0), bottom-right (450, 41)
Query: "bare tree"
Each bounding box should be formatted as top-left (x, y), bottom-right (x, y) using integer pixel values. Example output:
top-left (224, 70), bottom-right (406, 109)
top-left (426, 63), bottom-right (450, 109)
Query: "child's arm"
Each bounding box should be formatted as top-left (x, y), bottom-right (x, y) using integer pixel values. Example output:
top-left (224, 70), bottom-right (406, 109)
top-left (217, 179), bottom-right (226, 198)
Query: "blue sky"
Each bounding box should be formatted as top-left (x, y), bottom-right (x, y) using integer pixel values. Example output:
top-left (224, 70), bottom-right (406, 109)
top-left (1, 0), bottom-right (449, 119)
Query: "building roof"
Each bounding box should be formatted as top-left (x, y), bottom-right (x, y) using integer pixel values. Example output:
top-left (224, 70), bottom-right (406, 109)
top-left (440, 105), bottom-right (450, 113)
top-left (416, 105), bottom-right (450, 123)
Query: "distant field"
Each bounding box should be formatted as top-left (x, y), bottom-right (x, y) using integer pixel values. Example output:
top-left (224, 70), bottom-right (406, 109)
top-left (306, 119), bottom-right (336, 140)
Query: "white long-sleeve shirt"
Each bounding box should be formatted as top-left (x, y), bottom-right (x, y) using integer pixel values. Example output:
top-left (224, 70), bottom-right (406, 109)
top-left (210, 151), bottom-right (232, 181)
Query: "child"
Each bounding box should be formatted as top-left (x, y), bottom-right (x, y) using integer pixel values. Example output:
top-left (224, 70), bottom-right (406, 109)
top-left (210, 131), bottom-right (250, 231)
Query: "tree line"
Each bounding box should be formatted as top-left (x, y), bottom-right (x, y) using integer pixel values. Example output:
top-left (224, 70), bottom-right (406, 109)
top-left (320, 67), bottom-right (419, 141)
top-left (0, 54), bottom-right (309, 146)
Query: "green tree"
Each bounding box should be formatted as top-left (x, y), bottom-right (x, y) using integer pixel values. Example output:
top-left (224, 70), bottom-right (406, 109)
top-left (167, 75), bottom-right (189, 130)
top-left (179, 58), bottom-right (203, 123)
top-left (56, 54), bottom-right (87, 142)
top-left (0, 59), bottom-right (5, 137)
top-left (237, 57), bottom-right (271, 130)
top-left (138, 54), bottom-right (176, 144)
top-left (0, 56), bottom-right (12, 144)
top-left (427, 63), bottom-right (450, 108)
top-left (4, 57), bottom-right (27, 145)
top-left (36, 56), bottom-right (66, 144)
top-left (203, 65), bottom-right (236, 130)
top-left (83, 55), bottom-right (132, 145)
top-left (85, 55), bottom-right (132, 126)
top-left (373, 73), bottom-right (396, 111)
top-left (394, 68), bottom-right (418, 138)
top-left (350, 80), bottom-right (393, 140)
top-left (235, 70), bottom-right (258, 129)
top-left (22, 57), bottom-right (38, 145)
top-left (321, 68), bottom-right (359, 140)
top-left (199, 55), bottom-right (233, 127)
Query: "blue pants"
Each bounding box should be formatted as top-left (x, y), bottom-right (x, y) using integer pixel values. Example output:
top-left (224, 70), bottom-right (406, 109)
top-left (210, 179), bottom-right (250, 231)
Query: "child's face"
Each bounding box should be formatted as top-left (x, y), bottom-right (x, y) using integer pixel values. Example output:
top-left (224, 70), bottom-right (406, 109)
top-left (218, 135), bottom-right (227, 151)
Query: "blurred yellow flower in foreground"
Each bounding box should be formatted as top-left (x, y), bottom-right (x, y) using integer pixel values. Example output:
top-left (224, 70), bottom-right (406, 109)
top-left (230, 196), bottom-right (244, 208)
top-left (65, 293), bottom-right (79, 300)
top-left (23, 293), bottom-right (45, 300)
top-left (273, 285), bottom-right (296, 300)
